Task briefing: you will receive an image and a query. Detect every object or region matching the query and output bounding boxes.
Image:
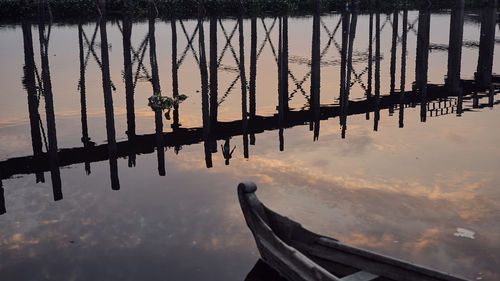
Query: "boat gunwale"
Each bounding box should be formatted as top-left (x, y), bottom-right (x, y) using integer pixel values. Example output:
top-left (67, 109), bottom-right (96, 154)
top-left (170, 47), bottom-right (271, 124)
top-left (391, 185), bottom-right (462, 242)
top-left (238, 182), bottom-right (472, 281)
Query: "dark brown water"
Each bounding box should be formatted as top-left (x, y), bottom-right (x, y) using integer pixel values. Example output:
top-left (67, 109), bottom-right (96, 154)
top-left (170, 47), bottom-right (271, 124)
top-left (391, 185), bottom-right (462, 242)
top-left (1, 7), bottom-right (499, 281)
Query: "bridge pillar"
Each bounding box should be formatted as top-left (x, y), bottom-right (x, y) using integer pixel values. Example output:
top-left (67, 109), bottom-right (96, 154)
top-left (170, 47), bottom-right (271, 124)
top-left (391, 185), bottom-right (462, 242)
top-left (475, 0), bottom-right (497, 89)
top-left (366, 11), bottom-right (373, 121)
top-left (250, 16), bottom-right (257, 145)
top-left (210, 17), bottom-right (219, 132)
top-left (311, 9), bottom-right (321, 141)
top-left (171, 18), bottom-right (181, 133)
top-left (199, 14), bottom-right (212, 168)
top-left (446, 0), bottom-right (464, 93)
top-left (38, 9), bottom-right (63, 199)
top-left (122, 16), bottom-right (136, 167)
top-left (399, 9), bottom-right (408, 128)
top-left (415, 8), bottom-right (430, 122)
top-left (239, 13), bottom-right (249, 159)
top-left (78, 22), bottom-right (93, 174)
top-left (280, 16), bottom-right (289, 112)
top-left (374, 9), bottom-right (380, 131)
top-left (100, 16), bottom-right (120, 190)
top-left (22, 20), bottom-right (45, 183)
top-left (149, 11), bottom-right (166, 176)
top-left (389, 10), bottom-right (399, 115)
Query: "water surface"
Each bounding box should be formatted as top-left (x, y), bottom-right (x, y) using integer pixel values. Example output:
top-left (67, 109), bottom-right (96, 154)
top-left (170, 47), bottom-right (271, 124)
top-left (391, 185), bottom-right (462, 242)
top-left (1, 6), bottom-right (499, 281)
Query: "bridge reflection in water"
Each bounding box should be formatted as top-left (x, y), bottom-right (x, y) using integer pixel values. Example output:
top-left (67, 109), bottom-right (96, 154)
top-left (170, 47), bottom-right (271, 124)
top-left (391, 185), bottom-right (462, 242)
top-left (0, 0), bottom-right (499, 213)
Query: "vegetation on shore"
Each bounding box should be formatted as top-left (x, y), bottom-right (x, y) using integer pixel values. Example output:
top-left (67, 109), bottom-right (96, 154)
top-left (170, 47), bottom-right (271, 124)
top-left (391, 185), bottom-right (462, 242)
top-left (0, 0), bottom-right (497, 21)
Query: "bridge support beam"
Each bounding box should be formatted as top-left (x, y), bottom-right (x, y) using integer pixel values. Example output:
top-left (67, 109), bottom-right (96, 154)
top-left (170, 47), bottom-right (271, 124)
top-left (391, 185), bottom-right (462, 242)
top-left (122, 15), bottom-right (136, 167)
top-left (250, 16), bottom-right (257, 145)
top-left (38, 8), bottom-right (63, 200)
top-left (310, 8), bottom-right (321, 141)
top-left (22, 20), bottom-right (45, 183)
top-left (100, 15), bottom-right (120, 190)
top-left (446, 0), bottom-right (464, 93)
top-left (475, 0), bottom-right (497, 89)
top-left (415, 8), bottom-right (430, 122)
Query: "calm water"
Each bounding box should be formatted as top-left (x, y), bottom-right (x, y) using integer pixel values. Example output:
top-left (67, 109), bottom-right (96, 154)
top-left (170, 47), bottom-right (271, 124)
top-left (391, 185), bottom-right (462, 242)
top-left (1, 7), bottom-right (500, 281)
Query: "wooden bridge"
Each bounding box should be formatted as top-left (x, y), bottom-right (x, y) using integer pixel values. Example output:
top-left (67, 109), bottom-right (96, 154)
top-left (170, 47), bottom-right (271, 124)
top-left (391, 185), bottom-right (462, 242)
top-left (0, 0), bottom-right (499, 212)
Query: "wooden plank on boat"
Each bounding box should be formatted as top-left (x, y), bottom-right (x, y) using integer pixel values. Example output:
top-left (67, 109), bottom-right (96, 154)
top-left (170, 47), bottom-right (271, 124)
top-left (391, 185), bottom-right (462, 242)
top-left (304, 237), bottom-right (466, 281)
top-left (340, 271), bottom-right (378, 281)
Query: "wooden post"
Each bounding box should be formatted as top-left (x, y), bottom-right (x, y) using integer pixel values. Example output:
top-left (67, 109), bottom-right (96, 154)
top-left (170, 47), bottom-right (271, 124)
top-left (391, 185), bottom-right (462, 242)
top-left (209, 17), bottom-right (218, 132)
top-left (366, 11), bottom-right (373, 120)
top-left (99, 16), bottom-right (120, 190)
top-left (122, 15), bottom-right (136, 167)
top-left (415, 8), bottom-right (430, 122)
top-left (389, 9), bottom-right (398, 115)
top-left (343, 12), bottom-right (357, 138)
top-left (239, 13), bottom-right (249, 159)
top-left (171, 17), bottom-right (180, 131)
top-left (374, 9), bottom-right (380, 131)
top-left (97, 0), bottom-right (106, 15)
top-left (340, 10), bottom-right (349, 105)
top-left (199, 12), bottom-right (212, 168)
top-left (282, 16), bottom-right (289, 112)
top-left (399, 8), bottom-right (408, 128)
top-left (209, 16), bottom-right (218, 154)
top-left (249, 16), bottom-right (257, 145)
top-left (475, 0), bottom-right (497, 88)
top-left (78, 22), bottom-right (93, 175)
top-left (311, 8), bottom-right (321, 141)
top-left (38, 10), bottom-right (63, 200)
top-left (22, 20), bottom-right (45, 182)
top-left (278, 17), bottom-right (283, 150)
top-left (149, 9), bottom-right (165, 176)
top-left (278, 17), bottom-right (285, 151)
top-left (488, 85), bottom-right (494, 107)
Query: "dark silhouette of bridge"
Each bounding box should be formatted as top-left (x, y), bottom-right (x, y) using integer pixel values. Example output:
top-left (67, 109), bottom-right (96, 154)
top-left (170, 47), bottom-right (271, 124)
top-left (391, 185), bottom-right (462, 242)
top-left (1, 0), bottom-right (499, 212)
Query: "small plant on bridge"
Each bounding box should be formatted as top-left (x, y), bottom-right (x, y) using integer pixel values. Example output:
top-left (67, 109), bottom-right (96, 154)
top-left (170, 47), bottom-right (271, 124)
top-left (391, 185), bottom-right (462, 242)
top-left (148, 92), bottom-right (188, 120)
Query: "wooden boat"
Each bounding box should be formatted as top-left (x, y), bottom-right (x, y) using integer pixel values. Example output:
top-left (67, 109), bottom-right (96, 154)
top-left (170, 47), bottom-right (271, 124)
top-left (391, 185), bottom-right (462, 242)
top-left (238, 182), bottom-right (471, 281)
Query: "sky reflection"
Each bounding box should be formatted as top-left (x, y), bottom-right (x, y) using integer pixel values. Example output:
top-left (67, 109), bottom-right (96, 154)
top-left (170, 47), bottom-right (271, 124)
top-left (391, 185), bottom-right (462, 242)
top-left (1, 6), bottom-right (499, 281)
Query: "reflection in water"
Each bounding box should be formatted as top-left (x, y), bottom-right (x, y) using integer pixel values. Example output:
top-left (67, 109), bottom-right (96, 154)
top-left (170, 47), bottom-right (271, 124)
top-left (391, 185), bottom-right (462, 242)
top-left (399, 8), bottom-right (408, 128)
top-left (22, 19), bottom-right (45, 183)
top-left (222, 138), bottom-right (236, 166)
top-left (199, 7), bottom-right (212, 168)
top-left (389, 9), bottom-right (398, 116)
top-left (78, 22), bottom-right (94, 175)
top-left (374, 8), bottom-right (380, 131)
top-left (0, 173), bottom-right (4, 215)
top-left (100, 12), bottom-right (120, 190)
top-left (38, 3), bottom-right (63, 201)
top-left (416, 7), bottom-right (430, 123)
top-left (277, 16), bottom-right (288, 151)
top-left (446, 0), bottom-right (464, 95)
top-left (209, 16), bottom-right (219, 158)
top-left (310, 4), bottom-right (321, 141)
top-left (476, 0), bottom-right (497, 88)
top-left (149, 5), bottom-right (166, 176)
top-left (366, 10), bottom-right (373, 122)
top-left (0, 4), bottom-right (499, 281)
top-left (239, 8), bottom-right (249, 160)
top-left (339, 10), bottom-right (357, 139)
top-left (249, 16), bottom-right (257, 146)
top-left (1, 8), bottom-right (499, 188)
